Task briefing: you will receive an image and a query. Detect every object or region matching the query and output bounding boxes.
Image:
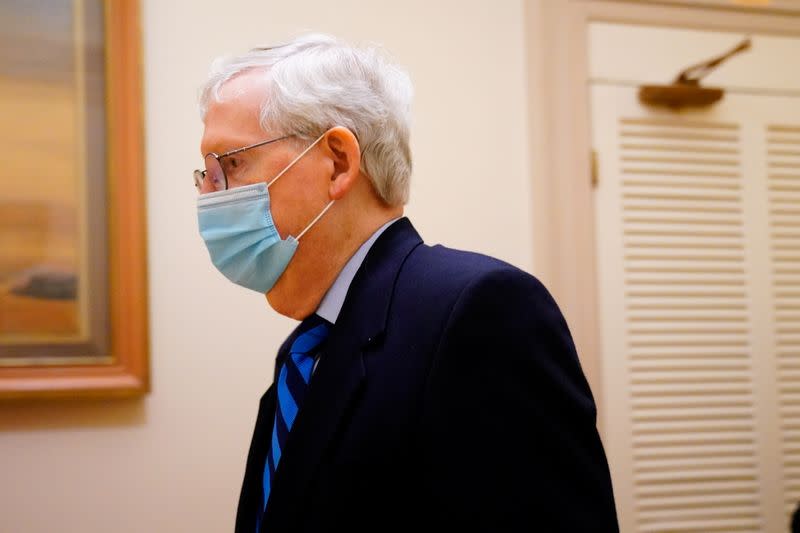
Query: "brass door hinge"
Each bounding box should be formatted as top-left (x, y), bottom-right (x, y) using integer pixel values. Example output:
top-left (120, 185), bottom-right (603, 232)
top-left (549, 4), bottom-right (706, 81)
top-left (591, 149), bottom-right (599, 188)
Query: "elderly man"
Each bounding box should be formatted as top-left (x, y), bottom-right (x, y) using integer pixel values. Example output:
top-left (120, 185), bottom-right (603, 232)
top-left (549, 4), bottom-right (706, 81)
top-left (195, 34), bottom-right (618, 532)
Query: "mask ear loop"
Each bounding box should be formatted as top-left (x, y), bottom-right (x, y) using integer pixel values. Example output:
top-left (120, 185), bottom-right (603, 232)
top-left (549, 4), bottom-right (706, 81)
top-left (267, 133), bottom-right (326, 188)
top-left (297, 200), bottom-right (335, 241)
top-left (265, 131), bottom-right (336, 241)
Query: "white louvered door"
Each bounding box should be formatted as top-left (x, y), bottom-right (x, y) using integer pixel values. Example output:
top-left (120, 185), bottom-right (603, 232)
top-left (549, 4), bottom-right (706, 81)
top-left (592, 86), bottom-right (800, 532)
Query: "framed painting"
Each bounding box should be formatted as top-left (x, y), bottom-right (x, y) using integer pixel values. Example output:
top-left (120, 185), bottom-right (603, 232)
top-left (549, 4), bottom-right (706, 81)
top-left (0, 0), bottom-right (148, 398)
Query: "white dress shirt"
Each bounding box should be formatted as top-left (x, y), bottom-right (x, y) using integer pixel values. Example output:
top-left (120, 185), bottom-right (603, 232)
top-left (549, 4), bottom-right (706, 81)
top-left (315, 218), bottom-right (400, 324)
top-left (309, 218), bottom-right (399, 374)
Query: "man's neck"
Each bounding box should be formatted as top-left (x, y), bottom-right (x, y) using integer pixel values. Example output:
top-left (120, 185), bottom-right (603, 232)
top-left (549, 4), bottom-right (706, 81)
top-left (316, 216), bottom-right (400, 324)
top-left (266, 207), bottom-right (403, 320)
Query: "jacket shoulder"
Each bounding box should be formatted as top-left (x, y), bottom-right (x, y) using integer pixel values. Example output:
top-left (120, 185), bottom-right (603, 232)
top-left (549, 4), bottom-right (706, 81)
top-left (404, 243), bottom-right (549, 298)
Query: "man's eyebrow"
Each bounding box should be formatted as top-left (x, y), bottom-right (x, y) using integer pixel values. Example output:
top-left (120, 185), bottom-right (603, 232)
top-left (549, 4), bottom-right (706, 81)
top-left (200, 136), bottom-right (246, 157)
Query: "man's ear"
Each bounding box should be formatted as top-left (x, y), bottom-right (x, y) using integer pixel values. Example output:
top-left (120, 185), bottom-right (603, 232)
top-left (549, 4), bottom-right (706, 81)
top-left (322, 126), bottom-right (361, 200)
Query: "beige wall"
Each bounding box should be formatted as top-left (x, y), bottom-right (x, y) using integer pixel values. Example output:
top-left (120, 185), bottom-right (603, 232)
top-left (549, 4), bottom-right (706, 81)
top-left (0, 1), bottom-right (532, 531)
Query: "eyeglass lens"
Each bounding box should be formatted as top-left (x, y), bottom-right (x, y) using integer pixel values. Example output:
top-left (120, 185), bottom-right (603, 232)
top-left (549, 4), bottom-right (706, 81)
top-left (203, 154), bottom-right (226, 191)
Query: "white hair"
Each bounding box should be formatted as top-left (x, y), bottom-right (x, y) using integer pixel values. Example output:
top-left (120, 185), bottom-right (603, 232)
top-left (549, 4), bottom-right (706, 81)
top-left (199, 33), bottom-right (413, 206)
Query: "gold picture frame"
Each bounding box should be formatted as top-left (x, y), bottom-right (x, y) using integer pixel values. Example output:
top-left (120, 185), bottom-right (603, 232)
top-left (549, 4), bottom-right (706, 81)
top-left (0, 0), bottom-right (148, 398)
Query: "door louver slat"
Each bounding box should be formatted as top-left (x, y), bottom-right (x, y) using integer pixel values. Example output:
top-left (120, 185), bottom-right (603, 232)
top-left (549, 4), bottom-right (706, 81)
top-left (619, 118), bottom-right (762, 532)
top-left (768, 125), bottom-right (800, 519)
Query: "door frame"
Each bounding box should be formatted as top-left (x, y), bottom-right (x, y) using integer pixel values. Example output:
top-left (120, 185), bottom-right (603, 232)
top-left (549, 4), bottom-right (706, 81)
top-left (524, 0), bottom-right (800, 423)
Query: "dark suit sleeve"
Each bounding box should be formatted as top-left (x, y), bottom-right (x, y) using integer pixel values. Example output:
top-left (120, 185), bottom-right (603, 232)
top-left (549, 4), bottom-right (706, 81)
top-left (417, 268), bottom-right (619, 532)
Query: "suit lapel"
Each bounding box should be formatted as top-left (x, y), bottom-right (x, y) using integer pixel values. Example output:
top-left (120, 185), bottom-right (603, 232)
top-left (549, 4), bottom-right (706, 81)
top-left (236, 384), bottom-right (276, 533)
top-left (260, 218), bottom-right (423, 530)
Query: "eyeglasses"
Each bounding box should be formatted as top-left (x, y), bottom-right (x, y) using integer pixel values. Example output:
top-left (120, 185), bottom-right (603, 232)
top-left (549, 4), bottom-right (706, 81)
top-left (193, 135), bottom-right (293, 192)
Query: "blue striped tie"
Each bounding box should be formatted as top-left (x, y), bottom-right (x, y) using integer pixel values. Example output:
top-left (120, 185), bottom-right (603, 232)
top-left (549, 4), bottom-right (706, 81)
top-left (258, 315), bottom-right (330, 530)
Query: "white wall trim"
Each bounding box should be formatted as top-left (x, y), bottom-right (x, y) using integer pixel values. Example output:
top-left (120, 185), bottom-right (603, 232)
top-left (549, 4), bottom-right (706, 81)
top-left (615, 0), bottom-right (800, 16)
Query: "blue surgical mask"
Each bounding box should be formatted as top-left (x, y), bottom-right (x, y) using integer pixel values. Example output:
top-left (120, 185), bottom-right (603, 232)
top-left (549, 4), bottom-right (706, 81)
top-left (197, 134), bottom-right (333, 293)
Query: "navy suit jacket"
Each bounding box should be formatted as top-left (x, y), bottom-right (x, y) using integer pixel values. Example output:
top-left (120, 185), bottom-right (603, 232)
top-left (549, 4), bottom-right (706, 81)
top-left (236, 218), bottom-right (618, 532)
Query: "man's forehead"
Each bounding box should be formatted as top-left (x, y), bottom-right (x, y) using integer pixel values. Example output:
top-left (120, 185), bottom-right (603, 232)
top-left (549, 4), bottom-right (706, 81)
top-left (201, 73), bottom-right (270, 154)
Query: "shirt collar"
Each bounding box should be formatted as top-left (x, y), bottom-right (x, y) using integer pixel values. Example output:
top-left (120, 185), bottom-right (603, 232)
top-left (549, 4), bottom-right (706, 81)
top-left (315, 218), bottom-right (400, 324)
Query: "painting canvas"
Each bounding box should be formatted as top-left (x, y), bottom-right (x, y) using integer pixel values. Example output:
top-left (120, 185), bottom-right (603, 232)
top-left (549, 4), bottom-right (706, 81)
top-left (0, 0), bottom-right (147, 398)
top-left (0, 0), bottom-right (109, 363)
